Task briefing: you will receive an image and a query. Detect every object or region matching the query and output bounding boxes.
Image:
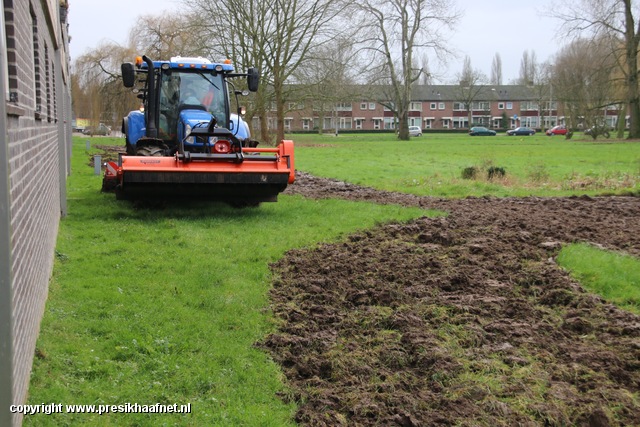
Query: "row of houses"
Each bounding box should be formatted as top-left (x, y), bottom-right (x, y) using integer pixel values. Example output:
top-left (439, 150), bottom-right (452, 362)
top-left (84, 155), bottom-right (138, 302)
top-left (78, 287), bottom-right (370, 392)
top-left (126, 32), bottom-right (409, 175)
top-left (253, 85), bottom-right (622, 132)
top-left (1, 1), bottom-right (72, 426)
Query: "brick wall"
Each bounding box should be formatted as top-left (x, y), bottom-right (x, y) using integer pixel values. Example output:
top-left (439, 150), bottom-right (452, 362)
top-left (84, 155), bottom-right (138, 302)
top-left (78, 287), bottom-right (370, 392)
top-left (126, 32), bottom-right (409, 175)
top-left (1, 1), bottom-right (71, 425)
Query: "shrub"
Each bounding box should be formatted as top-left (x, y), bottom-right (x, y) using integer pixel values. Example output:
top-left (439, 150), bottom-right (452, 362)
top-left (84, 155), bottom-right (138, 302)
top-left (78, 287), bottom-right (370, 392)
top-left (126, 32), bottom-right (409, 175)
top-left (462, 167), bottom-right (479, 180)
top-left (487, 166), bottom-right (506, 180)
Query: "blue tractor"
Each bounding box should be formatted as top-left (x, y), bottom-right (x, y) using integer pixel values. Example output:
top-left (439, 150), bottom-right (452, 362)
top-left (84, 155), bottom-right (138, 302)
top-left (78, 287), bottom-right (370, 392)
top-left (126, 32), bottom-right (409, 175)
top-left (104, 55), bottom-right (295, 205)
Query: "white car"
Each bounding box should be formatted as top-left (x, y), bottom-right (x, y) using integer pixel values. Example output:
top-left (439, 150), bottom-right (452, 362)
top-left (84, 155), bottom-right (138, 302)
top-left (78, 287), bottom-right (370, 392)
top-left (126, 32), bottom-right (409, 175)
top-left (408, 126), bottom-right (423, 137)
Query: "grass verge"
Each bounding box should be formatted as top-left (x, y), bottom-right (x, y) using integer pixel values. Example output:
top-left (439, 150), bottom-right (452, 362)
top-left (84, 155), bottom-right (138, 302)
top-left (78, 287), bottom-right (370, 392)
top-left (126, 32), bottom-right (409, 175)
top-left (557, 243), bottom-right (640, 315)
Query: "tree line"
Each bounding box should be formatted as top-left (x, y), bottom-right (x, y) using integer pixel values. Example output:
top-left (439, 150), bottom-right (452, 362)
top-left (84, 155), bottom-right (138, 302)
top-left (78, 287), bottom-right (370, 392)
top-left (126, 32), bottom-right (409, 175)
top-left (72, 0), bottom-right (640, 141)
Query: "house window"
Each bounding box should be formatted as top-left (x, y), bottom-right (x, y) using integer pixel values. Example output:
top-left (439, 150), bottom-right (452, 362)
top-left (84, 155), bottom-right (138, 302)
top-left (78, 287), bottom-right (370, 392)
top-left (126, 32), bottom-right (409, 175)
top-left (430, 102), bottom-right (437, 110)
top-left (360, 102), bottom-right (367, 110)
top-left (453, 117), bottom-right (468, 129)
top-left (284, 118), bottom-right (292, 130)
top-left (339, 117), bottom-right (352, 129)
top-left (409, 117), bottom-right (421, 127)
top-left (369, 102), bottom-right (376, 110)
top-left (498, 102), bottom-right (505, 110)
top-left (355, 118), bottom-right (364, 130)
top-left (383, 117), bottom-right (395, 129)
top-left (373, 118), bottom-right (381, 130)
top-left (453, 102), bottom-right (466, 111)
top-left (471, 101), bottom-right (490, 111)
top-left (438, 102), bottom-right (445, 110)
top-left (424, 118), bottom-right (434, 129)
top-left (410, 102), bottom-right (422, 111)
top-left (302, 119), bottom-right (310, 130)
top-left (506, 102), bottom-right (513, 110)
top-left (336, 102), bottom-right (352, 111)
top-left (521, 116), bottom-right (539, 128)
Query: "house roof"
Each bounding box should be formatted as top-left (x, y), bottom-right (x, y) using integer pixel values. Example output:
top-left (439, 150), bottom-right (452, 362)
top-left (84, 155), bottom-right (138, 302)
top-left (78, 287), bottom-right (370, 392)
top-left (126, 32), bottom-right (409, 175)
top-left (283, 83), bottom-right (539, 102)
top-left (412, 85), bottom-right (537, 101)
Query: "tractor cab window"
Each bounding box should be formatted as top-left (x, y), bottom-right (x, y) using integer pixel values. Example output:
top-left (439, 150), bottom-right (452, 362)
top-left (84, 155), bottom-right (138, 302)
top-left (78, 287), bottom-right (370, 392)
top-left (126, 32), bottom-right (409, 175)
top-left (158, 70), bottom-right (227, 142)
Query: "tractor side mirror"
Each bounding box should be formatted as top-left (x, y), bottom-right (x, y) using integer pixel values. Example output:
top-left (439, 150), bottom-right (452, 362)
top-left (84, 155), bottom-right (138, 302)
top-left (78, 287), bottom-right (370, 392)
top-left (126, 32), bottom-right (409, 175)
top-left (121, 63), bottom-right (136, 88)
top-left (247, 67), bottom-right (259, 92)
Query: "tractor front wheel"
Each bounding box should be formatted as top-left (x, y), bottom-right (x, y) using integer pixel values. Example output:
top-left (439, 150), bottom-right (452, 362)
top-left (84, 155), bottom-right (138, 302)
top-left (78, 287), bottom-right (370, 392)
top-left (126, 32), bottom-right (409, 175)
top-left (136, 145), bottom-right (164, 156)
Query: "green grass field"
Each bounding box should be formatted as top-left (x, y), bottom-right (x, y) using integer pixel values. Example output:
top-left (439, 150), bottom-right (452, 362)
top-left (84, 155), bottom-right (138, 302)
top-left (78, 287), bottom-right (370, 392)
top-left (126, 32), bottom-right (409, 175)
top-left (25, 133), bottom-right (639, 426)
top-left (292, 132), bottom-right (640, 197)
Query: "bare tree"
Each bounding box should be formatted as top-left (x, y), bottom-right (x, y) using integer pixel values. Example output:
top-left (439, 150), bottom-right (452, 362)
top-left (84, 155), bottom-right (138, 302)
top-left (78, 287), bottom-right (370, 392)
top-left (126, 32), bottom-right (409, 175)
top-left (551, 0), bottom-right (640, 138)
top-left (185, 0), bottom-right (345, 143)
top-left (529, 61), bottom-right (553, 132)
top-left (455, 55), bottom-right (487, 128)
top-left (552, 37), bottom-right (616, 139)
top-left (71, 13), bottom-right (211, 134)
top-left (491, 53), bottom-right (502, 85)
top-left (183, 0), bottom-right (272, 141)
top-left (128, 13), bottom-right (208, 59)
top-left (356, 0), bottom-right (460, 140)
top-left (72, 42), bottom-right (139, 130)
top-left (518, 50), bottom-right (537, 85)
top-left (292, 36), bottom-right (363, 134)
top-left (419, 54), bottom-right (434, 85)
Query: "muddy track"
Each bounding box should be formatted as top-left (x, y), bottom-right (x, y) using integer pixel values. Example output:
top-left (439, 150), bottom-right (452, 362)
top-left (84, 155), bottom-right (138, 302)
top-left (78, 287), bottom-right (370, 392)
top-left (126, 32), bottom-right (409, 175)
top-left (261, 172), bottom-right (640, 426)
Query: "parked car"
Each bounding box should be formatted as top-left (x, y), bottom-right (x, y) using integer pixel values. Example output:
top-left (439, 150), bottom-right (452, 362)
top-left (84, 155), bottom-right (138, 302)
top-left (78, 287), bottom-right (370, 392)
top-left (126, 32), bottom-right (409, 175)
top-left (507, 127), bottom-right (536, 136)
top-left (408, 125), bottom-right (423, 137)
top-left (546, 125), bottom-right (567, 136)
top-left (468, 126), bottom-right (497, 136)
top-left (82, 123), bottom-right (111, 136)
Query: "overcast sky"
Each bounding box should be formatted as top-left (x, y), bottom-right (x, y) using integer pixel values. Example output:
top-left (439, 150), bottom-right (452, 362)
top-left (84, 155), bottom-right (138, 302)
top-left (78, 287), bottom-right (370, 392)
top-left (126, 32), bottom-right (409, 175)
top-left (68, 0), bottom-right (561, 83)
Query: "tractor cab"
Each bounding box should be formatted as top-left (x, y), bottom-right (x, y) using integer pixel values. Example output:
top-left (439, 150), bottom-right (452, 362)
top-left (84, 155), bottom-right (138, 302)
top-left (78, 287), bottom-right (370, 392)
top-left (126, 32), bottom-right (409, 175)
top-left (121, 56), bottom-right (258, 156)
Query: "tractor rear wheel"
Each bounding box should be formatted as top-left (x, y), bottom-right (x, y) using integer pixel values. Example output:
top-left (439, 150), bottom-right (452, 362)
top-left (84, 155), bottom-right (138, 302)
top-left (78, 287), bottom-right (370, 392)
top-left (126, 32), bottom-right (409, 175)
top-left (136, 146), bottom-right (164, 156)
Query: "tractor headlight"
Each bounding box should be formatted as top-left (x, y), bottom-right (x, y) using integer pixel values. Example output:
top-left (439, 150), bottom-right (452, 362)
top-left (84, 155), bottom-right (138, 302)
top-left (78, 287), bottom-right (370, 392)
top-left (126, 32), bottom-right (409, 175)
top-left (185, 124), bottom-right (195, 143)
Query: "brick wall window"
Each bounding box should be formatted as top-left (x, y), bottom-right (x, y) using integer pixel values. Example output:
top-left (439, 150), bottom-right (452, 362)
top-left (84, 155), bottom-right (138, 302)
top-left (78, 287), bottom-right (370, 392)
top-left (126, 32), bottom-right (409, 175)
top-left (52, 60), bottom-right (57, 122)
top-left (4, 1), bottom-right (18, 102)
top-left (32, 7), bottom-right (42, 118)
top-left (45, 45), bottom-right (52, 122)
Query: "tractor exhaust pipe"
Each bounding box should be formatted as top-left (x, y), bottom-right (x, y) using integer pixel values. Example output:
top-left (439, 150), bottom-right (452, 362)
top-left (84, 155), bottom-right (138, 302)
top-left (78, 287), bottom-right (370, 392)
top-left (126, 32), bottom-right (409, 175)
top-left (142, 55), bottom-right (158, 139)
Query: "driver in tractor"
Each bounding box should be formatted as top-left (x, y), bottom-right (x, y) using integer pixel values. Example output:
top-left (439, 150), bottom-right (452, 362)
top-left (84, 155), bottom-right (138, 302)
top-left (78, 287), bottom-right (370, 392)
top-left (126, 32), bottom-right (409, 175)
top-left (158, 72), bottom-right (227, 144)
top-left (159, 73), bottom-right (181, 142)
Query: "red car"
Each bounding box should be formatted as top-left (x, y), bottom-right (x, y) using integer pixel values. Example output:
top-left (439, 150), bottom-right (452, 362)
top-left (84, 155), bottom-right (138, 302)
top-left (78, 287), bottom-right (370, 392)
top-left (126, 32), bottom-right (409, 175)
top-left (546, 125), bottom-right (567, 136)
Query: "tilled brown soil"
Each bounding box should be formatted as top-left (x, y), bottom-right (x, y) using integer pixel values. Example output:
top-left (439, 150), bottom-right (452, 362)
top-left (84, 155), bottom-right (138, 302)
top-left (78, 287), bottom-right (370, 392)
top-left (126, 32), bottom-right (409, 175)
top-left (262, 172), bottom-right (640, 426)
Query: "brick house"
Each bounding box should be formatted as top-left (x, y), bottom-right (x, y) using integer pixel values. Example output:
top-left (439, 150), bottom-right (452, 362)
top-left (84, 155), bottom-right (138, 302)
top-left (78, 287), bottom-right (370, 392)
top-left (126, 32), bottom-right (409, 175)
top-left (0, 1), bottom-right (72, 425)
top-left (259, 84), bottom-right (623, 133)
